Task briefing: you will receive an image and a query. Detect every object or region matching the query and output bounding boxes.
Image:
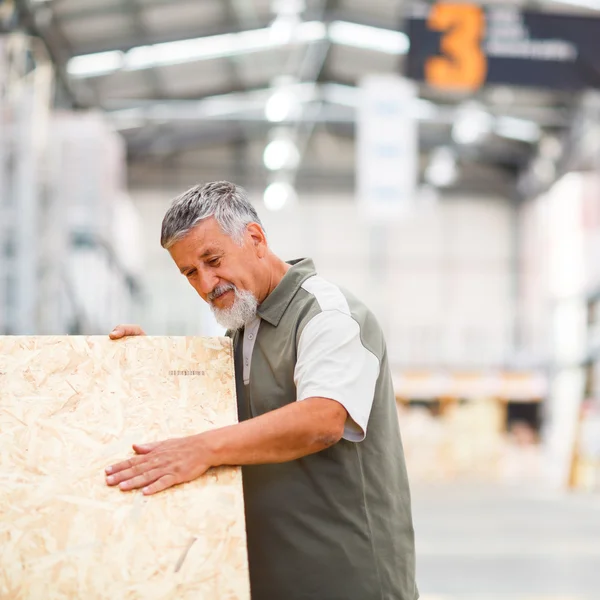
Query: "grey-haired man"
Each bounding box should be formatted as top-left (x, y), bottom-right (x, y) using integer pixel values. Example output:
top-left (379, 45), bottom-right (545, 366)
top-left (107, 181), bottom-right (418, 600)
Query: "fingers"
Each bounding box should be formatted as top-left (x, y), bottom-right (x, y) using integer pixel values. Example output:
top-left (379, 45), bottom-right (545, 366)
top-left (117, 467), bottom-right (166, 491)
top-left (105, 456), bottom-right (140, 478)
top-left (143, 474), bottom-right (178, 495)
top-left (106, 453), bottom-right (166, 486)
top-left (133, 442), bottom-right (159, 454)
top-left (109, 324), bottom-right (146, 339)
top-left (105, 458), bottom-right (179, 494)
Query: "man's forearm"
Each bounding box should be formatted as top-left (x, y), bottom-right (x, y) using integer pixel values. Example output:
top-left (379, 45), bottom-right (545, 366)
top-left (105, 396), bottom-right (348, 495)
top-left (202, 397), bottom-right (347, 467)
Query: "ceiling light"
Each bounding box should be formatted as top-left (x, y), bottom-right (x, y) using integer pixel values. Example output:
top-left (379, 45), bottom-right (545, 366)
top-left (67, 22), bottom-right (327, 78)
top-left (269, 16), bottom-right (300, 44)
top-left (67, 50), bottom-right (123, 77)
top-left (67, 21), bottom-right (408, 79)
top-left (263, 138), bottom-right (300, 171)
top-left (328, 21), bottom-right (410, 54)
top-left (124, 29), bottom-right (281, 70)
top-left (265, 89), bottom-right (296, 122)
top-left (495, 116), bottom-right (541, 143)
top-left (264, 181), bottom-right (297, 211)
top-left (271, 0), bottom-right (306, 14)
top-left (425, 147), bottom-right (458, 188)
top-left (452, 103), bottom-right (494, 145)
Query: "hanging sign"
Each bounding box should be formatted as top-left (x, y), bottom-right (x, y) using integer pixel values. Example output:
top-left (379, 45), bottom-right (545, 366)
top-left (407, 3), bottom-right (600, 91)
top-left (356, 75), bottom-right (418, 222)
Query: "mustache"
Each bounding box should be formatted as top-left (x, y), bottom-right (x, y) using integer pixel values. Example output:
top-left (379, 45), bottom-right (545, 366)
top-left (208, 283), bottom-right (236, 302)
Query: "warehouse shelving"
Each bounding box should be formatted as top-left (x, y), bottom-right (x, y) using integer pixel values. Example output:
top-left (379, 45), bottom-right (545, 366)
top-left (1, 33), bottom-right (142, 335)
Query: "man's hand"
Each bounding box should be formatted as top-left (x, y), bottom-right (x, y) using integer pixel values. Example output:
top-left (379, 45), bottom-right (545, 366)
top-left (109, 324), bottom-right (146, 339)
top-left (106, 398), bottom-right (346, 496)
top-left (105, 435), bottom-right (212, 495)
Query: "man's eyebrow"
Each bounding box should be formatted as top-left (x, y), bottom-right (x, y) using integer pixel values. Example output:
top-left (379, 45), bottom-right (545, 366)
top-left (200, 248), bottom-right (222, 258)
top-left (179, 249), bottom-right (222, 273)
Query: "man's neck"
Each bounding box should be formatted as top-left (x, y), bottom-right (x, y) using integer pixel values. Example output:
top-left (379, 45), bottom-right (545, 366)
top-left (261, 254), bottom-right (291, 301)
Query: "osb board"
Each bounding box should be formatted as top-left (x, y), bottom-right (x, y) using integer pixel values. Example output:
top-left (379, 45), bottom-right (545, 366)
top-left (0, 336), bottom-right (249, 600)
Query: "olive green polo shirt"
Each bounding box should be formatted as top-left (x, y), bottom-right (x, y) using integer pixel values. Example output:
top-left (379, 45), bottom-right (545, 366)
top-left (229, 258), bottom-right (418, 600)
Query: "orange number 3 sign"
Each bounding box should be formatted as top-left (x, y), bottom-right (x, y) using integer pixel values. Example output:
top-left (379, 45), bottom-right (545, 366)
top-left (425, 3), bottom-right (487, 91)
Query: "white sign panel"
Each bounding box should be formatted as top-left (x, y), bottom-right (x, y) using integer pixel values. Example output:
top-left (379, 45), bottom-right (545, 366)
top-left (356, 75), bottom-right (418, 221)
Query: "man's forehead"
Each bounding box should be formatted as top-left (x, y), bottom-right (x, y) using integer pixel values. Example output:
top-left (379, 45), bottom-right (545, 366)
top-left (169, 220), bottom-right (231, 265)
top-left (186, 219), bottom-right (228, 249)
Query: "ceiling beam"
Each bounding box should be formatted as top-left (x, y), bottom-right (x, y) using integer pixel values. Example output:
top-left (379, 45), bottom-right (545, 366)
top-left (121, 0), bottom-right (166, 98)
top-left (53, 0), bottom-right (182, 22)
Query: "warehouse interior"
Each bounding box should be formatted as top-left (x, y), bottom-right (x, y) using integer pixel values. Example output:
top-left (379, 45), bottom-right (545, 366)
top-left (1, 0), bottom-right (600, 597)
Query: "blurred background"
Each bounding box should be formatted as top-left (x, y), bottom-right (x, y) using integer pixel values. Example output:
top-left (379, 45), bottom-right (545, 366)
top-left (1, 0), bottom-right (600, 598)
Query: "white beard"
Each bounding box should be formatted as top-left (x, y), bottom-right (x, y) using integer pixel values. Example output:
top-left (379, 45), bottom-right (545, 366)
top-left (209, 284), bottom-right (258, 330)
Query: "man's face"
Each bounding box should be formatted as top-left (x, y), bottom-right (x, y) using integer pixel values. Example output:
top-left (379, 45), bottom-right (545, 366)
top-left (168, 217), bottom-right (265, 314)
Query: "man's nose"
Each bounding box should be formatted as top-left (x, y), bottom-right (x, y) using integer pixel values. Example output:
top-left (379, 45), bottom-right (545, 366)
top-left (197, 270), bottom-right (219, 297)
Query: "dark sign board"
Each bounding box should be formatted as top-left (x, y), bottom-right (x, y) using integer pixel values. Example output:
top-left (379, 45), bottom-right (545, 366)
top-left (407, 3), bottom-right (600, 91)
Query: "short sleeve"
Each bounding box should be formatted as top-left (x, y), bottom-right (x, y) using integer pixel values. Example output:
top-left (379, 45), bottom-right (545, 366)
top-left (294, 310), bottom-right (380, 442)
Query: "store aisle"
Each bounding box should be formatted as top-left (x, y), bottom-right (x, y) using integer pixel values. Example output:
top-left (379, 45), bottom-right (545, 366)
top-left (411, 482), bottom-right (600, 600)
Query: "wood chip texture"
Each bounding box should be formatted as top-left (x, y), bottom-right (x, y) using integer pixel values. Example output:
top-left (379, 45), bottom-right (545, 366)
top-left (0, 336), bottom-right (249, 600)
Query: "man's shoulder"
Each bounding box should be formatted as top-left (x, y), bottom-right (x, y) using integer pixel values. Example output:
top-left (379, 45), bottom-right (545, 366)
top-left (299, 274), bottom-right (370, 319)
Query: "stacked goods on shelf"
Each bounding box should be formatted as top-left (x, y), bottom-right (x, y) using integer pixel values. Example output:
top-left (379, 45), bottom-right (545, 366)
top-left (0, 34), bottom-right (53, 334)
top-left (399, 399), bottom-right (506, 482)
top-left (48, 112), bottom-right (142, 333)
top-left (396, 371), bottom-right (545, 483)
top-left (519, 172), bottom-right (600, 490)
top-left (571, 398), bottom-right (600, 491)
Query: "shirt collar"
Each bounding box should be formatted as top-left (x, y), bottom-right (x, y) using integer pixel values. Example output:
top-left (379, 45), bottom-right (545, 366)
top-left (257, 258), bottom-right (316, 327)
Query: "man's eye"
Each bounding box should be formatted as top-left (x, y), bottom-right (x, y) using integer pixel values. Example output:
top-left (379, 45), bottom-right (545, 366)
top-left (185, 269), bottom-right (197, 278)
top-left (208, 258), bottom-right (221, 267)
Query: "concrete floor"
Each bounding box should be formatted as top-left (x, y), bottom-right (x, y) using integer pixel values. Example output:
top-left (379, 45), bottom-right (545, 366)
top-left (411, 482), bottom-right (600, 600)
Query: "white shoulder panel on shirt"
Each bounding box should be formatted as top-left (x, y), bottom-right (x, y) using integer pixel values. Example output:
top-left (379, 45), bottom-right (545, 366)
top-left (294, 296), bottom-right (380, 442)
top-left (301, 275), bottom-right (350, 316)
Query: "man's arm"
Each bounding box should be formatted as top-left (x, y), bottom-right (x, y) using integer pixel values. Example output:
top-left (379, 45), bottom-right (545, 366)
top-left (105, 397), bottom-right (347, 495)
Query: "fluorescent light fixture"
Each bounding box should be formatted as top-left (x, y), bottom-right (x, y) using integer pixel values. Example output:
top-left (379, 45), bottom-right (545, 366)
top-left (328, 21), bottom-right (410, 54)
top-left (68, 21), bottom-right (408, 79)
top-left (67, 50), bottom-right (123, 77)
top-left (495, 116), bottom-right (541, 143)
top-left (124, 26), bottom-right (308, 70)
top-left (68, 22), bottom-right (327, 78)
top-left (264, 181), bottom-right (297, 211)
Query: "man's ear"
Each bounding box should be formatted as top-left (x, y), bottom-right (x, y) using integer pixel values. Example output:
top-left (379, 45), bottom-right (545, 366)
top-left (246, 223), bottom-right (267, 257)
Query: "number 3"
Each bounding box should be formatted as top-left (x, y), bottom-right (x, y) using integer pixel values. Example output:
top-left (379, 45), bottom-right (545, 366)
top-left (425, 3), bottom-right (487, 91)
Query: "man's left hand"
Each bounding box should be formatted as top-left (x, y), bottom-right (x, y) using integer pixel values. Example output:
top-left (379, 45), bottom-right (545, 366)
top-left (105, 434), bottom-right (212, 495)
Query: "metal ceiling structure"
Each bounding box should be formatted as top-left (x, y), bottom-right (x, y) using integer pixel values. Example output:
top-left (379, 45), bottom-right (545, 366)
top-left (9, 0), bottom-right (600, 195)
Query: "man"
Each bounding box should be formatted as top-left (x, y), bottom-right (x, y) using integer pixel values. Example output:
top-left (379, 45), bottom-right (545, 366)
top-left (106, 181), bottom-right (418, 600)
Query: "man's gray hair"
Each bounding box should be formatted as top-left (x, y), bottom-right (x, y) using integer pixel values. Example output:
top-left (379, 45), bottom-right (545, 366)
top-left (160, 181), bottom-right (264, 249)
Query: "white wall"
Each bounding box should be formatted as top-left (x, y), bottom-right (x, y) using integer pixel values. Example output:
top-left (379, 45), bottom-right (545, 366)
top-left (131, 189), bottom-right (516, 368)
